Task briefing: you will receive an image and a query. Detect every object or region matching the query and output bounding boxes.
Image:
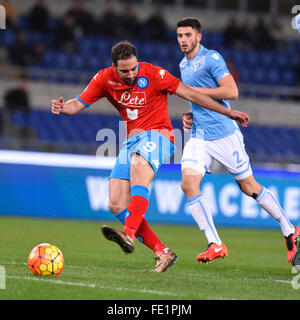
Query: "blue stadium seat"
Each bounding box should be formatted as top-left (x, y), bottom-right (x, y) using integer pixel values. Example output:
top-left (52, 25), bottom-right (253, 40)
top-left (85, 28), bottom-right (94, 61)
top-left (54, 52), bottom-right (71, 70)
top-left (282, 70), bottom-right (296, 86)
top-left (28, 67), bottom-right (43, 81)
top-left (289, 54), bottom-right (300, 67)
top-left (231, 50), bottom-right (244, 67)
top-left (252, 68), bottom-right (266, 84)
top-left (79, 37), bottom-right (95, 53)
top-left (47, 69), bottom-right (61, 82)
top-left (43, 50), bottom-right (57, 68)
top-left (27, 109), bottom-right (300, 162)
top-left (209, 32), bottom-right (224, 47)
top-left (275, 52), bottom-right (289, 68)
top-left (10, 111), bottom-right (31, 127)
top-left (16, 15), bottom-right (28, 29)
top-left (95, 38), bottom-right (110, 54)
top-left (86, 56), bottom-right (101, 71)
top-left (261, 52), bottom-right (275, 67)
top-left (26, 32), bottom-right (51, 45)
top-left (267, 68), bottom-right (280, 85)
top-left (155, 43), bottom-right (169, 59)
top-left (246, 51), bottom-right (260, 66)
top-left (70, 53), bottom-right (85, 71)
top-left (240, 67), bottom-right (252, 83)
top-left (1, 30), bottom-right (15, 46)
top-left (140, 42), bottom-right (155, 59)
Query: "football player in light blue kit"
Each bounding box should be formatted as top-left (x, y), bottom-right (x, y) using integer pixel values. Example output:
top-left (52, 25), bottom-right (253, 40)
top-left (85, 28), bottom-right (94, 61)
top-left (177, 17), bottom-right (299, 264)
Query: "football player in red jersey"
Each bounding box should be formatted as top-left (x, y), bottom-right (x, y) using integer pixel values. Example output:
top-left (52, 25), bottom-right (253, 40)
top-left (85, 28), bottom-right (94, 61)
top-left (51, 41), bottom-right (250, 272)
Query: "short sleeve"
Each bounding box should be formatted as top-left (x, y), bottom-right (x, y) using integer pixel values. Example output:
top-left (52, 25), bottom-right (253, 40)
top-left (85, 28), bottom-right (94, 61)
top-left (152, 66), bottom-right (181, 94)
top-left (207, 51), bottom-right (230, 83)
top-left (77, 70), bottom-right (107, 107)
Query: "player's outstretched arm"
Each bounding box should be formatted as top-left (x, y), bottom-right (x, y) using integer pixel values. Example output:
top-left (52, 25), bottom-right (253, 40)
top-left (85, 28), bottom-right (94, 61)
top-left (188, 74), bottom-right (239, 101)
top-left (175, 82), bottom-right (249, 127)
top-left (51, 97), bottom-right (86, 116)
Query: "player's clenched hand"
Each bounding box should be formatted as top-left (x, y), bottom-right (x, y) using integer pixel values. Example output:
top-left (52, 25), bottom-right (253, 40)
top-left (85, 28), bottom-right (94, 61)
top-left (182, 111), bottom-right (193, 131)
top-left (228, 110), bottom-right (250, 127)
top-left (51, 97), bottom-right (64, 115)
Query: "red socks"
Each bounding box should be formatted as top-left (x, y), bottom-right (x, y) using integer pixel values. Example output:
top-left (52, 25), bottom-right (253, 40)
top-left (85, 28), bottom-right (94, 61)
top-left (123, 187), bottom-right (149, 239)
top-left (136, 219), bottom-right (167, 256)
top-left (119, 185), bottom-right (167, 256)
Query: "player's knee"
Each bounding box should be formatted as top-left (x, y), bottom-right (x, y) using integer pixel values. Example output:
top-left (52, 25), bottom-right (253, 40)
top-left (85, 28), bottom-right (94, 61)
top-left (108, 201), bottom-right (124, 215)
top-left (181, 179), bottom-right (198, 198)
top-left (181, 179), bottom-right (189, 194)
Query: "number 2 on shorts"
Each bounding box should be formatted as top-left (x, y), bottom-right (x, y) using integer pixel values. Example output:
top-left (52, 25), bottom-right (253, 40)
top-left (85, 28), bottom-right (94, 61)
top-left (233, 151), bottom-right (242, 164)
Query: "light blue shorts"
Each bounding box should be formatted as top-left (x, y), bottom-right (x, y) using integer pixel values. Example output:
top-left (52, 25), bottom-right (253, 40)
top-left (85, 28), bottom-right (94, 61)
top-left (110, 130), bottom-right (176, 180)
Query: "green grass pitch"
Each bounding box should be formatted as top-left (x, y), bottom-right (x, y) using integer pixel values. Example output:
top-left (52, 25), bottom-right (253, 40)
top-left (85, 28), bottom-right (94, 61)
top-left (0, 216), bottom-right (299, 300)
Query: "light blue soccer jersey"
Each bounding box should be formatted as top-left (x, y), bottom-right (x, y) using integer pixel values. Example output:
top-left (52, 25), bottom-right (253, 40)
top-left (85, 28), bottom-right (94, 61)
top-left (179, 45), bottom-right (239, 140)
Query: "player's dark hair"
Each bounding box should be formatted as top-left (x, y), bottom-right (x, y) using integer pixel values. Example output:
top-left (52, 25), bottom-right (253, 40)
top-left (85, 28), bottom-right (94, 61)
top-left (177, 17), bottom-right (202, 33)
top-left (111, 41), bottom-right (138, 66)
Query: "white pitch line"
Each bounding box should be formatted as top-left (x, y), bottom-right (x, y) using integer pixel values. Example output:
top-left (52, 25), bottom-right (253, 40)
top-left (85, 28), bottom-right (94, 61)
top-left (0, 261), bottom-right (27, 266)
top-left (273, 279), bottom-right (292, 284)
top-left (1, 261), bottom-right (293, 293)
top-left (6, 275), bottom-right (179, 297)
top-left (7, 275), bottom-right (96, 288)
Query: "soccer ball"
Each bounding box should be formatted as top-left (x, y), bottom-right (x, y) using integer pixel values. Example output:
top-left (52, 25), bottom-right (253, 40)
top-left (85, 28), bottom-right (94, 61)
top-left (28, 243), bottom-right (64, 277)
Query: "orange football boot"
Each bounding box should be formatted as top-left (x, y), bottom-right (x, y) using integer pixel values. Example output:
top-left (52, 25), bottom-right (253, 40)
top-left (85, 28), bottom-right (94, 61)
top-left (285, 226), bottom-right (300, 263)
top-left (197, 242), bottom-right (228, 264)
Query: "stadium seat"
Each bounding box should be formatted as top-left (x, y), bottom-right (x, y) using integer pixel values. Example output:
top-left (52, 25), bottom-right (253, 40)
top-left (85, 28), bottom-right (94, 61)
top-left (1, 30), bottom-right (15, 46)
top-left (267, 68), bottom-right (281, 85)
top-left (16, 15), bottom-right (28, 29)
top-left (24, 109), bottom-right (300, 163)
top-left (43, 50), bottom-right (58, 68)
top-left (275, 52), bottom-right (289, 68)
top-left (79, 37), bottom-right (95, 53)
top-left (240, 67), bottom-right (252, 83)
top-left (209, 32), bottom-right (224, 47)
top-left (282, 70), bottom-right (296, 86)
top-left (86, 56), bottom-right (102, 71)
top-left (54, 52), bottom-right (71, 70)
top-left (252, 68), bottom-right (266, 84)
top-left (70, 53), bottom-right (85, 71)
top-left (289, 54), bottom-right (300, 67)
top-left (94, 38), bottom-right (110, 55)
top-left (141, 43), bottom-right (153, 59)
top-left (246, 51), bottom-right (260, 67)
top-left (3, 25), bottom-right (298, 90)
top-left (155, 43), bottom-right (169, 59)
top-left (28, 67), bottom-right (43, 81)
top-left (261, 52), bottom-right (275, 67)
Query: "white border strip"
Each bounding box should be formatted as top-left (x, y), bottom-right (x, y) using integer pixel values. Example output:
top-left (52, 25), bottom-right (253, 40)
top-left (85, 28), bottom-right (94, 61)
top-left (0, 150), bottom-right (115, 169)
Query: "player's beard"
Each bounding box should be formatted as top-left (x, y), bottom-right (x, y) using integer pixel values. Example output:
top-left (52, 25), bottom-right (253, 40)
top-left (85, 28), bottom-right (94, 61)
top-left (182, 37), bottom-right (198, 56)
top-left (123, 76), bottom-right (137, 85)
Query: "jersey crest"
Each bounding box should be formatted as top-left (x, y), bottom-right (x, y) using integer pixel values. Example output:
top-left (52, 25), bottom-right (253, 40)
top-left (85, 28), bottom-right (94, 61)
top-left (136, 76), bottom-right (149, 89)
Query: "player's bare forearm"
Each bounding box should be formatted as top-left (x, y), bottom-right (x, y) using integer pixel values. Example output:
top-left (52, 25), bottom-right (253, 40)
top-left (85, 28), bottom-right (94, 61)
top-left (62, 98), bottom-right (85, 115)
top-left (186, 74), bottom-right (238, 100)
top-left (176, 82), bottom-right (250, 127)
top-left (51, 97), bottom-right (85, 115)
top-left (189, 85), bottom-right (238, 101)
top-left (176, 82), bottom-right (231, 117)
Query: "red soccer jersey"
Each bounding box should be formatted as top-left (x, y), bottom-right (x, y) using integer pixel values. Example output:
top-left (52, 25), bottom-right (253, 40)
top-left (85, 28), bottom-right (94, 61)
top-left (77, 62), bottom-right (180, 142)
